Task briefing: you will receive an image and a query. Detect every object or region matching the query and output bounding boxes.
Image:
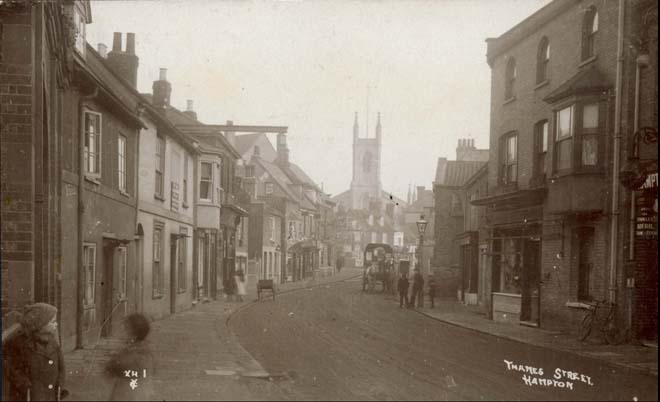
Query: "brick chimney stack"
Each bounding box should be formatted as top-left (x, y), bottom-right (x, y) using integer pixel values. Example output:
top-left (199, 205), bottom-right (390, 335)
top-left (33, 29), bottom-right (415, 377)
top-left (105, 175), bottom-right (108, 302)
top-left (152, 68), bottom-right (172, 108)
top-left (456, 138), bottom-right (477, 161)
top-left (276, 132), bottom-right (289, 167)
top-left (224, 120), bottom-right (236, 147)
top-left (182, 99), bottom-right (197, 120)
top-left (106, 32), bottom-right (139, 87)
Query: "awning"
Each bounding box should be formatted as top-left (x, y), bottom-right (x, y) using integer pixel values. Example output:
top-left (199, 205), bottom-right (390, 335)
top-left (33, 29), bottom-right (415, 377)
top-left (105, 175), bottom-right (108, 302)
top-left (288, 239), bottom-right (319, 253)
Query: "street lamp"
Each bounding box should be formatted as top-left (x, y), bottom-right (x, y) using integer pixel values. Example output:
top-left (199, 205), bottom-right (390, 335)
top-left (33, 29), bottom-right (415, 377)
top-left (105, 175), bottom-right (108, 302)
top-left (416, 215), bottom-right (428, 307)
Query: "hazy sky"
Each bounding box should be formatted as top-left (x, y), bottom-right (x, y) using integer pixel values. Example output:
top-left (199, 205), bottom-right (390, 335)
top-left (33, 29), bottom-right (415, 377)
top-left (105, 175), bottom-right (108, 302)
top-left (87, 0), bottom-right (548, 200)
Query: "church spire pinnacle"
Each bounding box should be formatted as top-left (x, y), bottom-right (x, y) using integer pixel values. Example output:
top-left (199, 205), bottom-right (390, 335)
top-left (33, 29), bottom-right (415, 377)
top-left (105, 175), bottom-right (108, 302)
top-left (353, 111), bottom-right (359, 142)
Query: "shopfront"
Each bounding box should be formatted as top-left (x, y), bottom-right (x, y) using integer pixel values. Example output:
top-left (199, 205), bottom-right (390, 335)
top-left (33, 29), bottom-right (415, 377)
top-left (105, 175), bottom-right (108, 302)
top-left (490, 225), bottom-right (542, 326)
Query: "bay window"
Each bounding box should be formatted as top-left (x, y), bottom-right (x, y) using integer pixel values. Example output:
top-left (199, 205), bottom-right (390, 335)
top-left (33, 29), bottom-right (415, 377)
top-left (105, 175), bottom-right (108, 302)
top-left (554, 102), bottom-right (602, 173)
top-left (555, 105), bottom-right (574, 171)
top-left (155, 136), bottom-right (165, 198)
top-left (581, 103), bottom-right (599, 166)
top-left (199, 162), bottom-right (213, 201)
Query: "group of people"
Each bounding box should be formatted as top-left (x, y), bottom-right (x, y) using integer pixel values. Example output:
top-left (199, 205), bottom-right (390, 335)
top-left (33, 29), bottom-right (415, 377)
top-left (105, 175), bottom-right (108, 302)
top-left (2, 303), bottom-right (155, 401)
top-left (397, 268), bottom-right (437, 309)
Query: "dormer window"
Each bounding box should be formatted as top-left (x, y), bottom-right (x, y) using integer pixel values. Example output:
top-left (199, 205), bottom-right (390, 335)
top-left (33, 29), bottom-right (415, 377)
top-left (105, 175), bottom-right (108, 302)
top-left (582, 7), bottom-right (598, 61)
top-left (265, 182), bottom-right (274, 194)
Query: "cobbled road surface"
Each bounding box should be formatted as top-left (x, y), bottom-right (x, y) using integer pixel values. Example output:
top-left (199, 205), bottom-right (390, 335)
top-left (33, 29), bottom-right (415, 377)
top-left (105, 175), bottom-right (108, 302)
top-left (230, 277), bottom-right (658, 401)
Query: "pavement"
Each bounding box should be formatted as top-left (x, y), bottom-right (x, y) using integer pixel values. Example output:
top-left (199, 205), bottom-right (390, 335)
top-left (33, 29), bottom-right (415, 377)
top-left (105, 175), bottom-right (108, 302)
top-left (408, 297), bottom-right (659, 378)
top-left (62, 267), bottom-right (357, 401)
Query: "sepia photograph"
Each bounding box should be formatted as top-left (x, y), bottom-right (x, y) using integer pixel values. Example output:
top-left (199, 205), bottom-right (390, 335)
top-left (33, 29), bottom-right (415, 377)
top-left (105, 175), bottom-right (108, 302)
top-left (1, 0), bottom-right (658, 400)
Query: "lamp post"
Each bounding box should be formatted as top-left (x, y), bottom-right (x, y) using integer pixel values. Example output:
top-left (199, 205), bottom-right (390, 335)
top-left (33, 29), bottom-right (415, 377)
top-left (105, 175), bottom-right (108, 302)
top-left (416, 215), bottom-right (428, 307)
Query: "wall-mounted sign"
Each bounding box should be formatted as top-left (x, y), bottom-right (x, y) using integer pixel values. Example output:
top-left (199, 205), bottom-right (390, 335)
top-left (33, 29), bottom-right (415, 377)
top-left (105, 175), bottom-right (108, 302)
top-left (635, 173), bottom-right (658, 240)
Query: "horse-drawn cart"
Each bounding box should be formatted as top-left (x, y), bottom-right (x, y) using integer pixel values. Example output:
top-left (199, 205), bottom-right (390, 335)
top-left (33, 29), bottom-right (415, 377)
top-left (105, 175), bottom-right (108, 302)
top-left (362, 243), bottom-right (395, 293)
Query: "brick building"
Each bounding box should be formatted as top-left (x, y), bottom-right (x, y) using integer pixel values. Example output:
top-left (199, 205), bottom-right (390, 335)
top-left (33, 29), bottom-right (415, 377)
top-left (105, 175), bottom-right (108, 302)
top-left (623, 0), bottom-right (657, 342)
top-left (432, 139), bottom-right (487, 279)
top-left (1, 1), bottom-right (78, 340)
top-left (455, 165), bottom-right (489, 307)
top-left (473, 0), bottom-right (657, 337)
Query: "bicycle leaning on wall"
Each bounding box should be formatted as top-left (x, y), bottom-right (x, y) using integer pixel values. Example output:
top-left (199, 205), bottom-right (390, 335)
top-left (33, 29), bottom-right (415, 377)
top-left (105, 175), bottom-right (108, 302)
top-left (577, 299), bottom-right (628, 345)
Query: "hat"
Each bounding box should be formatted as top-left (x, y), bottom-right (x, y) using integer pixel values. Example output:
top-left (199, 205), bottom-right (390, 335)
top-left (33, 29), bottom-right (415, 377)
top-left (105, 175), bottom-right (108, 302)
top-left (19, 303), bottom-right (57, 333)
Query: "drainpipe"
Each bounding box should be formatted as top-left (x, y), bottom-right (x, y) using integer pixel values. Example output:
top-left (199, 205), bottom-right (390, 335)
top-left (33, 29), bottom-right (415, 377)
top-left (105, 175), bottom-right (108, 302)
top-left (629, 55), bottom-right (650, 260)
top-left (627, 54), bottom-right (650, 332)
top-left (77, 88), bottom-right (98, 349)
top-left (608, 0), bottom-right (625, 306)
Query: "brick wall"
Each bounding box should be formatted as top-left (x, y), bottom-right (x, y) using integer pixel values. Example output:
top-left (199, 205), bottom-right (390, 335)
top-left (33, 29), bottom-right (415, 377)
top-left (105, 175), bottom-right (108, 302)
top-left (1, 6), bottom-right (35, 321)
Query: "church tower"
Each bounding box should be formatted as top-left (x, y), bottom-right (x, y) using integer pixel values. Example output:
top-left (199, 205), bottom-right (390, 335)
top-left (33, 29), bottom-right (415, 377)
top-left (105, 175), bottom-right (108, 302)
top-left (350, 112), bottom-right (382, 210)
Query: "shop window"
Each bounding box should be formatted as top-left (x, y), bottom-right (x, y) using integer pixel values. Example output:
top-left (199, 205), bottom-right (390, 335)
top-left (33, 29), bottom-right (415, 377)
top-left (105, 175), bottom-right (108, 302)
top-left (499, 238), bottom-right (522, 294)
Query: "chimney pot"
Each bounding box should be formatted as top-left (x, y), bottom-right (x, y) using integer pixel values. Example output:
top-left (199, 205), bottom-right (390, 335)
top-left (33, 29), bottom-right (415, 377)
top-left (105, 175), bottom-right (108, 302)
top-left (126, 33), bottom-right (136, 54)
top-left (186, 99), bottom-right (194, 111)
top-left (112, 32), bottom-right (122, 52)
top-left (97, 43), bottom-right (107, 58)
top-left (159, 68), bottom-right (167, 81)
top-left (226, 120), bottom-right (233, 126)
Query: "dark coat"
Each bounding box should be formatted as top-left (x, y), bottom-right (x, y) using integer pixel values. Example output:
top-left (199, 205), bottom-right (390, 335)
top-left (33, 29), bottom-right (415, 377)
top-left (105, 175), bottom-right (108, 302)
top-left (397, 277), bottom-right (409, 293)
top-left (105, 340), bottom-right (155, 401)
top-left (412, 272), bottom-right (425, 290)
top-left (2, 332), bottom-right (65, 401)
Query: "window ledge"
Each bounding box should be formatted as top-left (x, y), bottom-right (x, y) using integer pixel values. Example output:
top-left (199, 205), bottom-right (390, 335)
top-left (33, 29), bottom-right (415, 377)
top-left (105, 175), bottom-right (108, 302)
top-left (154, 194), bottom-right (165, 202)
top-left (177, 289), bottom-right (187, 295)
top-left (119, 190), bottom-right (130, 198)
top-left (534, 80), bottom-right (549, 90)
top-left (152, 294), bottom-right (165, 300)
top-left (84, 175), bottom-right (101, 186)
top-left (579, 55), bottom-right (597, 68)
top-left (503, 96), bottom-right (517, 105)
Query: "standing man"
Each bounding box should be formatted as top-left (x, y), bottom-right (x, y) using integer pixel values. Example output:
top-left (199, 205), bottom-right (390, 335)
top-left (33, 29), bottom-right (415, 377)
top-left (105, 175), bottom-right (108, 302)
top-left (428, 277), bottom-right (437, 308)
top-left (397, 273), bottom-right (410, 308)
top-left (410, 268), bottom-right (425, 308)
top-left (336, 255), bottom-right (344, 273)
